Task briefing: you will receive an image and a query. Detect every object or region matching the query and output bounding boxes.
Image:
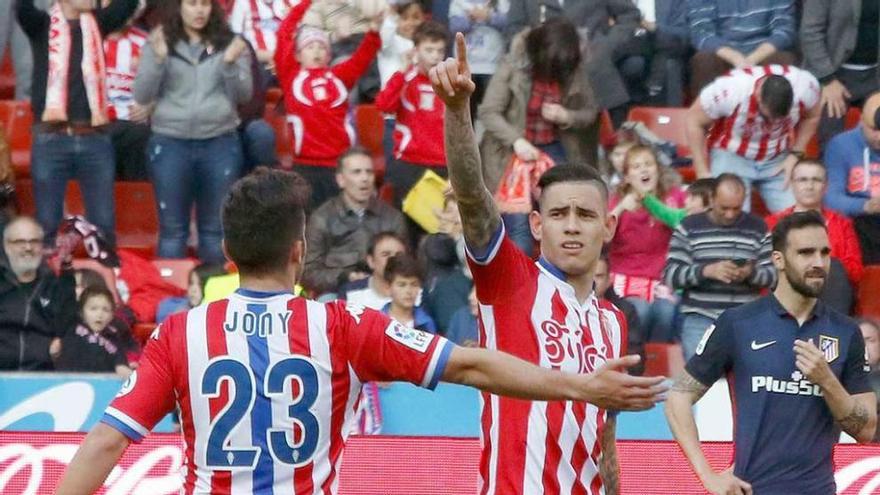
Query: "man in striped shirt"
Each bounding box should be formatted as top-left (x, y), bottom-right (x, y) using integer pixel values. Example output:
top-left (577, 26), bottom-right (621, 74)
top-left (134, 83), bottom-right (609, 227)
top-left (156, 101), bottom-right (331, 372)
top-left (56, 168), bottom-right (665, 495)
top-left (663, 173), bottom-right (777, 360)
top-left (685, 64), bottom-right (822, 213)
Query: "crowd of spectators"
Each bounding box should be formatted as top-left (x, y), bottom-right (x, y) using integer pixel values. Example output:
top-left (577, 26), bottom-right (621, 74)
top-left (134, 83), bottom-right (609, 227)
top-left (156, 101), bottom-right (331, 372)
top-left (0, 0), bottom-right (878, 418)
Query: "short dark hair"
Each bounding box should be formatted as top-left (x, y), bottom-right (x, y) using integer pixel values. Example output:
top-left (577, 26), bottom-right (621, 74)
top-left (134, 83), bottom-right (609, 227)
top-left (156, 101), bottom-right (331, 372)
top-left (760, 75), bottom-right (794, 119)
top-left (413, 20), bottom-right (449, 46)
top-left (191, 263), bottom-right (227, 292)
top-left (771, 210), bottom-right (827, 252)
top-left (526, 16), bottom-right (581, 85)
top-left (79, 285), bottom-right (115, 312)
top-left (536, 164), bottom-right (608, 209)
top-left (791, 158), bottom-right (827, 178)
top-left (383, 254), bottom-right (422, 283)
top-left (687, 178), bottom-right (716, 206)
top-left (713, 173), bottom-right (746, 196)
top-left (368, 231), bottom-right (407, 257)
top-left (336, 147), bottom-right (373, 172)
top-left (222, 168), bottom-right (311, 276)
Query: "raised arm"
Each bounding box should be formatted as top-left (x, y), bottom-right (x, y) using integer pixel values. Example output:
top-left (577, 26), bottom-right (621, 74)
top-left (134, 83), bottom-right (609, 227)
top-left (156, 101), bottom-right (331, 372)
top-left (429, 33), bottom-right (501, 251)
top-left (443, 346), bottom-right (667, 410)
top-left (14, 0), bottom-right (49, 38)
top-left (274, 0), bottom-right (311, 87)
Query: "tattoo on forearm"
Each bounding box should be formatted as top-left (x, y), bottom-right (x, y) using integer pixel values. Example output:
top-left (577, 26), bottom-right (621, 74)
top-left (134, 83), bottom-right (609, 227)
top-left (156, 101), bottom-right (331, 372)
top-left (672, 371), bottom-right (710, 402)
top-left (600, 418), bottom-right (619, 495)
top-left (444, 107), bottom-right (501, 248)
top-left (838, 400), bottom-right (869, 437)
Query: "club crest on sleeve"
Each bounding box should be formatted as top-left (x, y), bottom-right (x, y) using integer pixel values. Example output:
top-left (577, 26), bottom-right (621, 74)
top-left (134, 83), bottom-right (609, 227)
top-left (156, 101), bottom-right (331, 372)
top-left (385, 321), bottom-right (433, 353)
top-left (116, 370), bottom-right (138, 397)
top-left (819, 335), bottom-right (839, 363)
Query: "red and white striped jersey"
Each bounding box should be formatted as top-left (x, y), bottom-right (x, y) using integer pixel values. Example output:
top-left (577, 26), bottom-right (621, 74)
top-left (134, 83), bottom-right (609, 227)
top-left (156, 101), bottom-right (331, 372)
top-left (466, 225), bottom-right (627, 495)
top-left (103, 26), bottom-right (147, 121)
top-left (702, 65), bottom-right (820, 162)
top-left (228, 0), bottom-right (297, 54)
top-left (102, 289), bottom-right (453, 495)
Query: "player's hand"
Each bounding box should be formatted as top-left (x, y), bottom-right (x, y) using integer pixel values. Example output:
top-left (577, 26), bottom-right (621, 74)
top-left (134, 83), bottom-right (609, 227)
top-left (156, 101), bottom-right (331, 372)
top-left (773, 153), bottom-right (800, 189)
top-left (223, 36), bottom-right (247, 64)
top-left (794, 339), bottom-right (835, 389)
top-left (702, 261), bottom-right (740, 284)
top-left (576, 355), bottom-right (668, 411)
top-left (701, 467), bottom-right (752, 495)
top-left (149, 26), bottom-right (168, 62)
top-left (821, 79), bottom-right (851, 119)
top-left (429, 32), bottom-right (476, 111)
top-left (513, 138), bottom-right (540, 161)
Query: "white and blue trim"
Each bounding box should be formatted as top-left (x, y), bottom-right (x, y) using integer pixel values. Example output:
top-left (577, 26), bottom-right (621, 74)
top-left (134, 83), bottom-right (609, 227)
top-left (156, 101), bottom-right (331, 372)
top-left (235, 288), bottom-right (293, 299)
top-left (422, 339), bottom-right (455, 390)
top-left (465, 222), bottom-right (506, 266)
top-left (536, 256), bottom-right (566, 282)
top-left (102, 407), bottom-right (150, 442)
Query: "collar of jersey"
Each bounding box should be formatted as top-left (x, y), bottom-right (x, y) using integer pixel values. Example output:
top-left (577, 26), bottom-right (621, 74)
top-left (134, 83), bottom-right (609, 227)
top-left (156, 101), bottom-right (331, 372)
top-left (769, 293), bottom-right (826, 321)
top-left (536, 256), bottom-right (599, 312)
top-left (537, 256), bottom-right (566, 281)
top-left (235, 288), bottom-right (292, 299)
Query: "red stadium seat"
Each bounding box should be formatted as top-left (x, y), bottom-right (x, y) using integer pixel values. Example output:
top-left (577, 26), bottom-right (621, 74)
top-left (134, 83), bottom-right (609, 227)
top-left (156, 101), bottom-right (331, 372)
top-left (643, 342), bottom-right (685, 377)
top-left (15, 178), bottom-right (34, 215)
top-left (72, 258), bottom-right (119, 302)
top-left (265, 107), bottom-right (293, 169)
top-left (354, 104), bottom-right (384, 158)
top-left (265, 87), bottom-right (283, 106)
top-left (0, 54), bottom-right (14, 100)
top-left (66, 181), bottom-right (158, 254)
top-left (132, 322), bottom-right (157, 345)
top-left (626, 106), bottom-right (691, 158)
top-left (4, 100), bottom-right (32, 178)
top-left (857, 265), bottom-right (880, 319)
top-left (152, 258), bottom-right (197, 291)
top-left (598, 110), bottom-right (616, 150)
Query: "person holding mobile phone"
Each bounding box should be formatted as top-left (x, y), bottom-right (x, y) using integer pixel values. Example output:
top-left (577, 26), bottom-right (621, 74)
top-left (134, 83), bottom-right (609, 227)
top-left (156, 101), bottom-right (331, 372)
top-left (663, 173), bottom-right (777, 360)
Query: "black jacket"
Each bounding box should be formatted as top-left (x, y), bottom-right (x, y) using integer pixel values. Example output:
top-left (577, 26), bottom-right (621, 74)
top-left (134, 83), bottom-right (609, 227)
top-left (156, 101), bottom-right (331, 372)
top-left (0, 260), bottom-right (76, 370)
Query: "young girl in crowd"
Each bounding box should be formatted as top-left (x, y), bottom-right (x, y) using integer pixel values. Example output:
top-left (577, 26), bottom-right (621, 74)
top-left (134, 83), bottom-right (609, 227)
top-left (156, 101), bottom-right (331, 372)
top-left (609, 145), bottom-right (685, 343)
top-left (135, 0), bottom-right (253, 264)
top-left (56, 286), bottom-right (133, 378)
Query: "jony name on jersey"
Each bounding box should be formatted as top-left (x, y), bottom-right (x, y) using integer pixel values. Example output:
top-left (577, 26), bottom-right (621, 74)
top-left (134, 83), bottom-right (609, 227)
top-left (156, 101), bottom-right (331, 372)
top-left (751, 372), bottom-right (823, 397)
top-left (223, 303), bottom-right (292, 337)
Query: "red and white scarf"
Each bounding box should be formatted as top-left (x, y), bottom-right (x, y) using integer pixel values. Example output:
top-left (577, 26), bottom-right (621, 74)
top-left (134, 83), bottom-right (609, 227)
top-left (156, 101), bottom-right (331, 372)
top-left (43, 2), bottom-right (109, 126)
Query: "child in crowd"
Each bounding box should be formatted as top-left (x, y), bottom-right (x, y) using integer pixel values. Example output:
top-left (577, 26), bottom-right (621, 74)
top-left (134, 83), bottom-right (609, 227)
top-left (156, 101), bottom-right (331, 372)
top-left (73, 268), bottom-right (141, 364)
top-left (641, 177), bottom-right (716, 228)
top-left (375, 21), bottom-right (450, 205)
top-left (275, 0), bottom-right (383, 209)
top-left (606, 139), bottom-right (637, 187)
top-left (55, 286), bottom-right (132, 378)
top-left (381, 254), bottom-right (436, 333)
top-left (156, 263), bottom-right (228, 322)
top-left (378, 0), bottom-right (426, 87)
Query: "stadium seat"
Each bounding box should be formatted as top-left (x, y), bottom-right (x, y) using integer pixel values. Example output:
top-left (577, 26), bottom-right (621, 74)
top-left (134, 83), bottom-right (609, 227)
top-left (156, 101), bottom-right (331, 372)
top-left (354, 104), bottom-right (386, 182)
top-left (132, 322), bottom-right (157, 344)
top-left (152, 258), bottom-right (197, 291)
top-left (598, 110), bottom-right (616, 150)
top-left (265, 87), bottom-right (283, 106)
top-left (265, 106), bottom-right (293, 169)
top-left (626, 106), bottom-right (691, 158)
top-left (72, 258), bottom-right (119, 302)
top-left (15, 178), bottom-right (34, 215)
top-left (66, 181), bottom-right (158, 255)
top-left (0, 54), bottom-right (13, 100)
top-left (4, 100), bottom-right (32, 178)
top-left (856, 265), bottom-right (880, 319)
top-left (643, 342), bottom-right (685, 377)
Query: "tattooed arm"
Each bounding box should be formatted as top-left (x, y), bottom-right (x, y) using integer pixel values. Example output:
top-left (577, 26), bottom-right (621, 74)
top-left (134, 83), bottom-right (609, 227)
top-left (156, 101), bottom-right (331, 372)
top-left (665, 371), bottom-right (753, 495)
top-left (599, 415), bottom-right (620, 495)
top-left (793, 339), bottom-right (877, 443)
top-left (429, 33), bottom-right (502, 250)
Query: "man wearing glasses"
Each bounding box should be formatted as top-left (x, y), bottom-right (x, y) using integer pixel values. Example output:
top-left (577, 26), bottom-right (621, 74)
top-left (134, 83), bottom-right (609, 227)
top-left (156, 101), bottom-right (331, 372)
top-left (766, 159), bottom-right (864, 314)
top-left (0, 216), bottom-right (76, 370)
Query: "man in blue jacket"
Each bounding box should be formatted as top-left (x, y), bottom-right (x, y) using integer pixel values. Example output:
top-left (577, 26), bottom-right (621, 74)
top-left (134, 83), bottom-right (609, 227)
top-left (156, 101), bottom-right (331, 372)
top-left (824, 92), bottom-right (880, 263)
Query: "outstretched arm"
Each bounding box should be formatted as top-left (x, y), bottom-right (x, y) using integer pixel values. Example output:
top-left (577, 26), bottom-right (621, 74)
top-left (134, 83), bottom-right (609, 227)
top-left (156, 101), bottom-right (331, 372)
top-left (443, 347), bottom-right (667, 410)
top-left (56, 423), bottom-right (130, 495)
top-left (429, 33), bottom-right (501, 252)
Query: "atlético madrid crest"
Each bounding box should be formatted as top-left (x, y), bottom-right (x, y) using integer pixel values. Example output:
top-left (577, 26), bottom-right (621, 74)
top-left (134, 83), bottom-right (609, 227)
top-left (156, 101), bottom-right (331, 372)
top-left (819, 335), bottom-right (839, 363)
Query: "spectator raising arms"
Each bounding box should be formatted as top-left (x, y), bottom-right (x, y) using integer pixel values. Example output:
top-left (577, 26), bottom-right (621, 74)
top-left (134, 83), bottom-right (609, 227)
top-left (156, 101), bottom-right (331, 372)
top-left (609, 145), bottom-right (684, 343)
top-left (375, 21), bottom-right (450, 206)
top-left (135, 0), bottom-right (253, 264)
top-left (274, 0), bottom-right (382, 209)
top-left (17, 0), bottom-right (141, 248)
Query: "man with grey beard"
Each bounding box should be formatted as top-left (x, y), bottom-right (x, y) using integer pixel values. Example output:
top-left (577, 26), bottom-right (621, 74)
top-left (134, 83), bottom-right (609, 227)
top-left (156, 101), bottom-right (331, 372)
top-left (0, 216), bottom-right (76, 370)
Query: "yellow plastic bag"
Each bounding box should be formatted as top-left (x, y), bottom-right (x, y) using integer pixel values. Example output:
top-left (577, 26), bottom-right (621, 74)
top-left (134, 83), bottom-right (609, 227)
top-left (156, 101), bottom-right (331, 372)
top-left (402, 169), bottom-right (449, 233)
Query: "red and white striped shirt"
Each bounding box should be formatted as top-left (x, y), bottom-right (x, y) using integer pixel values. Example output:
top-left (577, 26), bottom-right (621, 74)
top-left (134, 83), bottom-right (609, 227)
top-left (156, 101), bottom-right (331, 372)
top-left (103, 26), bottom-right (148, 121)
top-left (702, 65), bottom-right (820, 162)
top-left (467, 226), bottom-right (627, 495)
top-left (229, 0), bottom-right (298, 54)
top-left (102, 289), bottom-right (453, 494)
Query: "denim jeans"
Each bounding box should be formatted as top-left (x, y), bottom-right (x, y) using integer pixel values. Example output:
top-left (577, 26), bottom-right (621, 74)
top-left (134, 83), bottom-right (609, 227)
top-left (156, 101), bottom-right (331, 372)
top-left (680, 313), bottom-right (717, 362)
top-left (625, 296), bottom-right (678, 343)
top-left (710, 148), bottom-right (795, 213)
top-left (239, 119), bottom-right (277, 174)
top-left (147, 132), bottom-right (243, 263)
top-left (30, 130), bottom-right (116, 247)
